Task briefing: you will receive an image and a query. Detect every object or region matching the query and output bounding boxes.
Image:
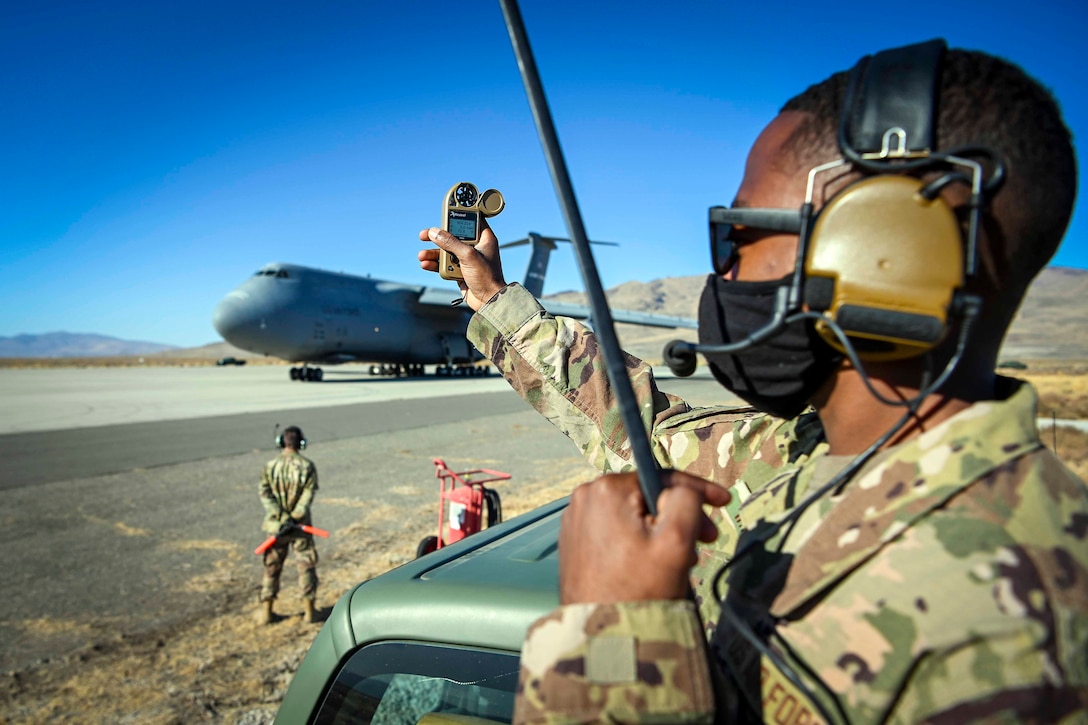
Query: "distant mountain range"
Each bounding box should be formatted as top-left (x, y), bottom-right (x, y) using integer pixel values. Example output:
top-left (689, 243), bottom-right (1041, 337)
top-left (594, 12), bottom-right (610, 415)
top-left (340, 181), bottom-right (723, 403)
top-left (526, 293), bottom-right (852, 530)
top-left (3, 266), bottom-right (1085, 361)
top-left (999, 266), bottom-right (1088, 360)
top-left (0, 332), bottom-right (178, 358)
top-left (546, 266), bottom-right (1088, 363)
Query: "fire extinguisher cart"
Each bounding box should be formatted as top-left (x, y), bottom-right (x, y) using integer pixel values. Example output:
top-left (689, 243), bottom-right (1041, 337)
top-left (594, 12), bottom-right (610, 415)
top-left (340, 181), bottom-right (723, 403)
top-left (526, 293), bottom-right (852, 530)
top-left (416, 457), bottom-right (508, 558)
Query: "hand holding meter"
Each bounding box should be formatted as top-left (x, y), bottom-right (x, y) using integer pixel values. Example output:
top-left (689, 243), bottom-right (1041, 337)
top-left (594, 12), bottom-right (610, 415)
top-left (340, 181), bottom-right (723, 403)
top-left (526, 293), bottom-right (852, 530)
top-left (439, 182), bottom-right (505, 280)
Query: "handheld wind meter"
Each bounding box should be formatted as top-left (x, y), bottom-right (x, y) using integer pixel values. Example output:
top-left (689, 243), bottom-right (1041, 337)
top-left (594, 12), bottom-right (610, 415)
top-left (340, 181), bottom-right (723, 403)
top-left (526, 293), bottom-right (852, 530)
top-left (439, 182), bottom-right (505, 280)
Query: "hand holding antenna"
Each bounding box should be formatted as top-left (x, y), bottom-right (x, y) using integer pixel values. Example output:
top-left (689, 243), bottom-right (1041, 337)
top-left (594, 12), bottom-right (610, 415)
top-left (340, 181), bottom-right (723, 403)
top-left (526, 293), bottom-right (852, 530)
top-left (559, 472), bottom-right (730, 604)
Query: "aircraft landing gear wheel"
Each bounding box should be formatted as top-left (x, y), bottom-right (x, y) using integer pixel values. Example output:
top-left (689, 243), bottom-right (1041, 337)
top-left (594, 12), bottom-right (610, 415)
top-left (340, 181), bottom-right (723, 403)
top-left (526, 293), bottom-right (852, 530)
top-left (315, 368), bottom-right (324, 382)
top-left (289, 367), bottom-right (299, 381)
top-left (416, 535), bottom-right (439, 559)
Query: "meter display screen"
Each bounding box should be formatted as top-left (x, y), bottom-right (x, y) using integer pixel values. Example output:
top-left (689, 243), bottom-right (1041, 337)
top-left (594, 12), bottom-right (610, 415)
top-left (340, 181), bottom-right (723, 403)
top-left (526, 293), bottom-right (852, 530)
top-left (448, 214), bottom-right (478, 241)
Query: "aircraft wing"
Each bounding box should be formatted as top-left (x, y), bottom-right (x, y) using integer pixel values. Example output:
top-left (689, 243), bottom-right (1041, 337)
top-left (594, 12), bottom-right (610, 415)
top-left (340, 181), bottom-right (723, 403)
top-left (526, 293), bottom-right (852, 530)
top-left (416, 286), bottom-right (470, 308)
top-left (541, 300), bottom-right (698, 329)
top-left (416, 285), bottom-right (696, 329)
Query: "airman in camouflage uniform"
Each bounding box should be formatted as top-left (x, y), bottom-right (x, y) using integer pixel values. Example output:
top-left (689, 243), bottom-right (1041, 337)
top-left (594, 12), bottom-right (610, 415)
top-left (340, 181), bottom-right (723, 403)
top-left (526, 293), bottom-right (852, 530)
top-left (258, 425), bottom-right (319, 624)
top-left (417, 43), bottom-right (1088, 723)
top-left (469, 284), bottom-right (1088, 722)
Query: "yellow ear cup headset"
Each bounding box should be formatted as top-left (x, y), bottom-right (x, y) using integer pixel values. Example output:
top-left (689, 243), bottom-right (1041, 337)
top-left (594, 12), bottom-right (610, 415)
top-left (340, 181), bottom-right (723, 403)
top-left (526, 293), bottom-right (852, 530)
top-left (666, 39), bottom-right (1007, 394)
top-left (801, 38), bottom-right (1003, 362)
top-left (804, 173), bottom-right (965, 360)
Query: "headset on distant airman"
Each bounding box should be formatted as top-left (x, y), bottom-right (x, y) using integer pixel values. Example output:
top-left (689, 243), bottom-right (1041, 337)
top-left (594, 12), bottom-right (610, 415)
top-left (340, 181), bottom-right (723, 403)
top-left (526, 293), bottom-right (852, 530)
top-left (274, 423), bottom-right (307, 450)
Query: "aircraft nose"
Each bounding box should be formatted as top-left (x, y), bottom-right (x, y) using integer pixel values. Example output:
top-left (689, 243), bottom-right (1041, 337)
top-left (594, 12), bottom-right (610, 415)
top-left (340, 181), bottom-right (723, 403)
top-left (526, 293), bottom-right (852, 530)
top-left (213, 291), bottom-right (264, 347)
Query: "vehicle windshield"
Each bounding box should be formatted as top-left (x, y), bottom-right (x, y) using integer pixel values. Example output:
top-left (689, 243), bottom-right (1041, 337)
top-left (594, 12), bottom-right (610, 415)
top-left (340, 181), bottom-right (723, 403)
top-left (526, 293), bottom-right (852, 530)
top-left (313, 641), bottom-right (518, 725)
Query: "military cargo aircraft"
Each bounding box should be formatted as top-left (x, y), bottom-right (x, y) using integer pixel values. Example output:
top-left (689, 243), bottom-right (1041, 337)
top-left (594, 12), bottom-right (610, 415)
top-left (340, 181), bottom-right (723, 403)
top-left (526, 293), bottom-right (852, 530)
top-left (212, 233), bottom-right (696, 381)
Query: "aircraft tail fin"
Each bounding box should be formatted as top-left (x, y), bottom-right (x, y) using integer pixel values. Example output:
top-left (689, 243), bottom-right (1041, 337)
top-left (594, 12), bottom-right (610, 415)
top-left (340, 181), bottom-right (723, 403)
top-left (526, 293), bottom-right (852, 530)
top-left (501, 233), bottom-right (618, 298)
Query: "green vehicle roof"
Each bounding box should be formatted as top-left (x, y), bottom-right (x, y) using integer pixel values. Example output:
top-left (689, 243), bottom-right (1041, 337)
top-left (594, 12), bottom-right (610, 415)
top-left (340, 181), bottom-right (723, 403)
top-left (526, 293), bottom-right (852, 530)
top-left (276, 498), bottom-right (565, 723)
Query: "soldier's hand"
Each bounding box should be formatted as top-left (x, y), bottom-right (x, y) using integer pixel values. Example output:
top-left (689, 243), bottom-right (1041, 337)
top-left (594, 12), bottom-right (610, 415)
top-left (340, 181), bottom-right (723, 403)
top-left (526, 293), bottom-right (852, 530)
top-left (417, 221), bottom-right (507, 311)
top-left (558, 471), bottom-right (730, 605)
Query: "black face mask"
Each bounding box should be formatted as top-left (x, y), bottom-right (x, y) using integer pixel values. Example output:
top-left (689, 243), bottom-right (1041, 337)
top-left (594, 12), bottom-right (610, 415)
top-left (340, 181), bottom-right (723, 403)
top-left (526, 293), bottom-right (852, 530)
top-left (697, 273), bottom-right (843, 419)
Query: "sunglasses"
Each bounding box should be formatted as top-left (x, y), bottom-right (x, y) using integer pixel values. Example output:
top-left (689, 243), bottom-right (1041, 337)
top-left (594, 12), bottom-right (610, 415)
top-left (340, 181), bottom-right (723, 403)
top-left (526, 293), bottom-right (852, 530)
top-left (709, 206), bottom-right (803, 275)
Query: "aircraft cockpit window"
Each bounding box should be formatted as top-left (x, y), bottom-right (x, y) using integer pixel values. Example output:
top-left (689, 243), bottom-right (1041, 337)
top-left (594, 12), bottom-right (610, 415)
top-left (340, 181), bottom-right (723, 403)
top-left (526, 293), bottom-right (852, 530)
top-left (276, 270), bottom-right (290, 279)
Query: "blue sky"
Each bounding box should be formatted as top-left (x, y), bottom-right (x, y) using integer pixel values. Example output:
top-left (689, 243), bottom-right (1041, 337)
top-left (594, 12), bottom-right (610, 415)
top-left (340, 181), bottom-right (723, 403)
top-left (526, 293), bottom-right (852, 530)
top-left (2, 0), bottom-right (1085, 348)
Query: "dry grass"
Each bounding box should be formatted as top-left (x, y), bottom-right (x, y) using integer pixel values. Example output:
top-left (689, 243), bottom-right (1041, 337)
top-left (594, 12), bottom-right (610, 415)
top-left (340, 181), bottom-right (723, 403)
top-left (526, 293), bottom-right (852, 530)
top-left (1008, 360), bottom-right (1088, 474)
top-left (1049, 427), bottom-right (1088, 481)
top-left (1011, 364), bottom-right (1088, 420)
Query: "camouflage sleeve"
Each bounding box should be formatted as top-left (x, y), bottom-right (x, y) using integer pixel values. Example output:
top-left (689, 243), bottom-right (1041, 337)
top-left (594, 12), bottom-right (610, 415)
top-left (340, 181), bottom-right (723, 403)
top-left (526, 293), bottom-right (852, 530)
top-left (469, 283), bottom-right (684, 473)
top-left (259, 462), bottom-right (280, 518)
top-left (515, 601), bottom-right (714, 724)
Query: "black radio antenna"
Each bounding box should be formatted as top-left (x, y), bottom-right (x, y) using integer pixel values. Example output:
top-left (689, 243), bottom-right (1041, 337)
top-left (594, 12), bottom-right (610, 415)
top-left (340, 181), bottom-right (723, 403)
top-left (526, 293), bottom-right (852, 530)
top-left (498, 0), bottom-right (664, 513)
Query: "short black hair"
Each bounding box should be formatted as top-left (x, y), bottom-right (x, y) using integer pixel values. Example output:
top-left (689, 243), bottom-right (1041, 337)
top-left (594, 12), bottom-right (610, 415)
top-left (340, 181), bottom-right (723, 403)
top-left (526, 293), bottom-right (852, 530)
top-left (779, 48), bottom-right (1077, 302)
top-left (282, 426), bottom-right (303, 449)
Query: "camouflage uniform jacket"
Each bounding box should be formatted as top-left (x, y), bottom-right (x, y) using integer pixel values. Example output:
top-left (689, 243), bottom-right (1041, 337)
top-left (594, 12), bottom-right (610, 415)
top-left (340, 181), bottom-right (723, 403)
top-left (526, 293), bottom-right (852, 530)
top-left (259, 451), bottom-right (319, 534)
top-left (467, 283), bottom-right (1088, 724)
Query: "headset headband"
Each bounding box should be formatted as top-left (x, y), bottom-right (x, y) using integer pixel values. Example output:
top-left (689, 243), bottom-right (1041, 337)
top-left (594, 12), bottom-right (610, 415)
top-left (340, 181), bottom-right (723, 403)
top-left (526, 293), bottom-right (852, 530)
top-left (276, 425), bottom-right (306, 449)
top-left (842, 39), bottom-right (946, 157)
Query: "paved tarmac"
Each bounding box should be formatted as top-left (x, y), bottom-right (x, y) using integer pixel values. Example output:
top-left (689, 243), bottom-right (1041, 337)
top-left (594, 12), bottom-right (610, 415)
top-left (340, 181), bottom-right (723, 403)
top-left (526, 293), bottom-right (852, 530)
top-left (1, 391), bottom-right (534, 490)
top-left (0, 364), bottom-right (731, 489)
top-left (0, 364), bottom-right (519, 435)
top-left (4, 364), bottom-right (1079, 492)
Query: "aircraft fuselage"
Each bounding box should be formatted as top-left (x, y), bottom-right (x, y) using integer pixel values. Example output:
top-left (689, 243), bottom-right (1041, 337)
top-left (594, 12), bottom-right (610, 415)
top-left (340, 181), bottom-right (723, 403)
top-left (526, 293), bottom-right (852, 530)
top-left (213, 264), bottom-right (478, 366)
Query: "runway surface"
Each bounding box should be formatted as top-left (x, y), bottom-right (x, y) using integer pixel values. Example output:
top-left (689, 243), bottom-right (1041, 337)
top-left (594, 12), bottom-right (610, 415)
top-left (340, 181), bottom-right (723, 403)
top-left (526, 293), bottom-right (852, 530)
top-left (0, 364), bottom-right (520, 435)
top-left (0, 364), bottom-right (731, 490)
top-left (5, 364), bottom-right (1078, 491)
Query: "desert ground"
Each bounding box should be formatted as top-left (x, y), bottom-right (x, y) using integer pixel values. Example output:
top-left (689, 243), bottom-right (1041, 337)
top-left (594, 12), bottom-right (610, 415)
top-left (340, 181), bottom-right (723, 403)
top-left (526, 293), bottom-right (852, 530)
top-left (0, 454), bottom-right (592, 724)
top-left (0, 358), bottom-right (1085, 724)
top-left (0, 367), bottom-right (603, 725)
